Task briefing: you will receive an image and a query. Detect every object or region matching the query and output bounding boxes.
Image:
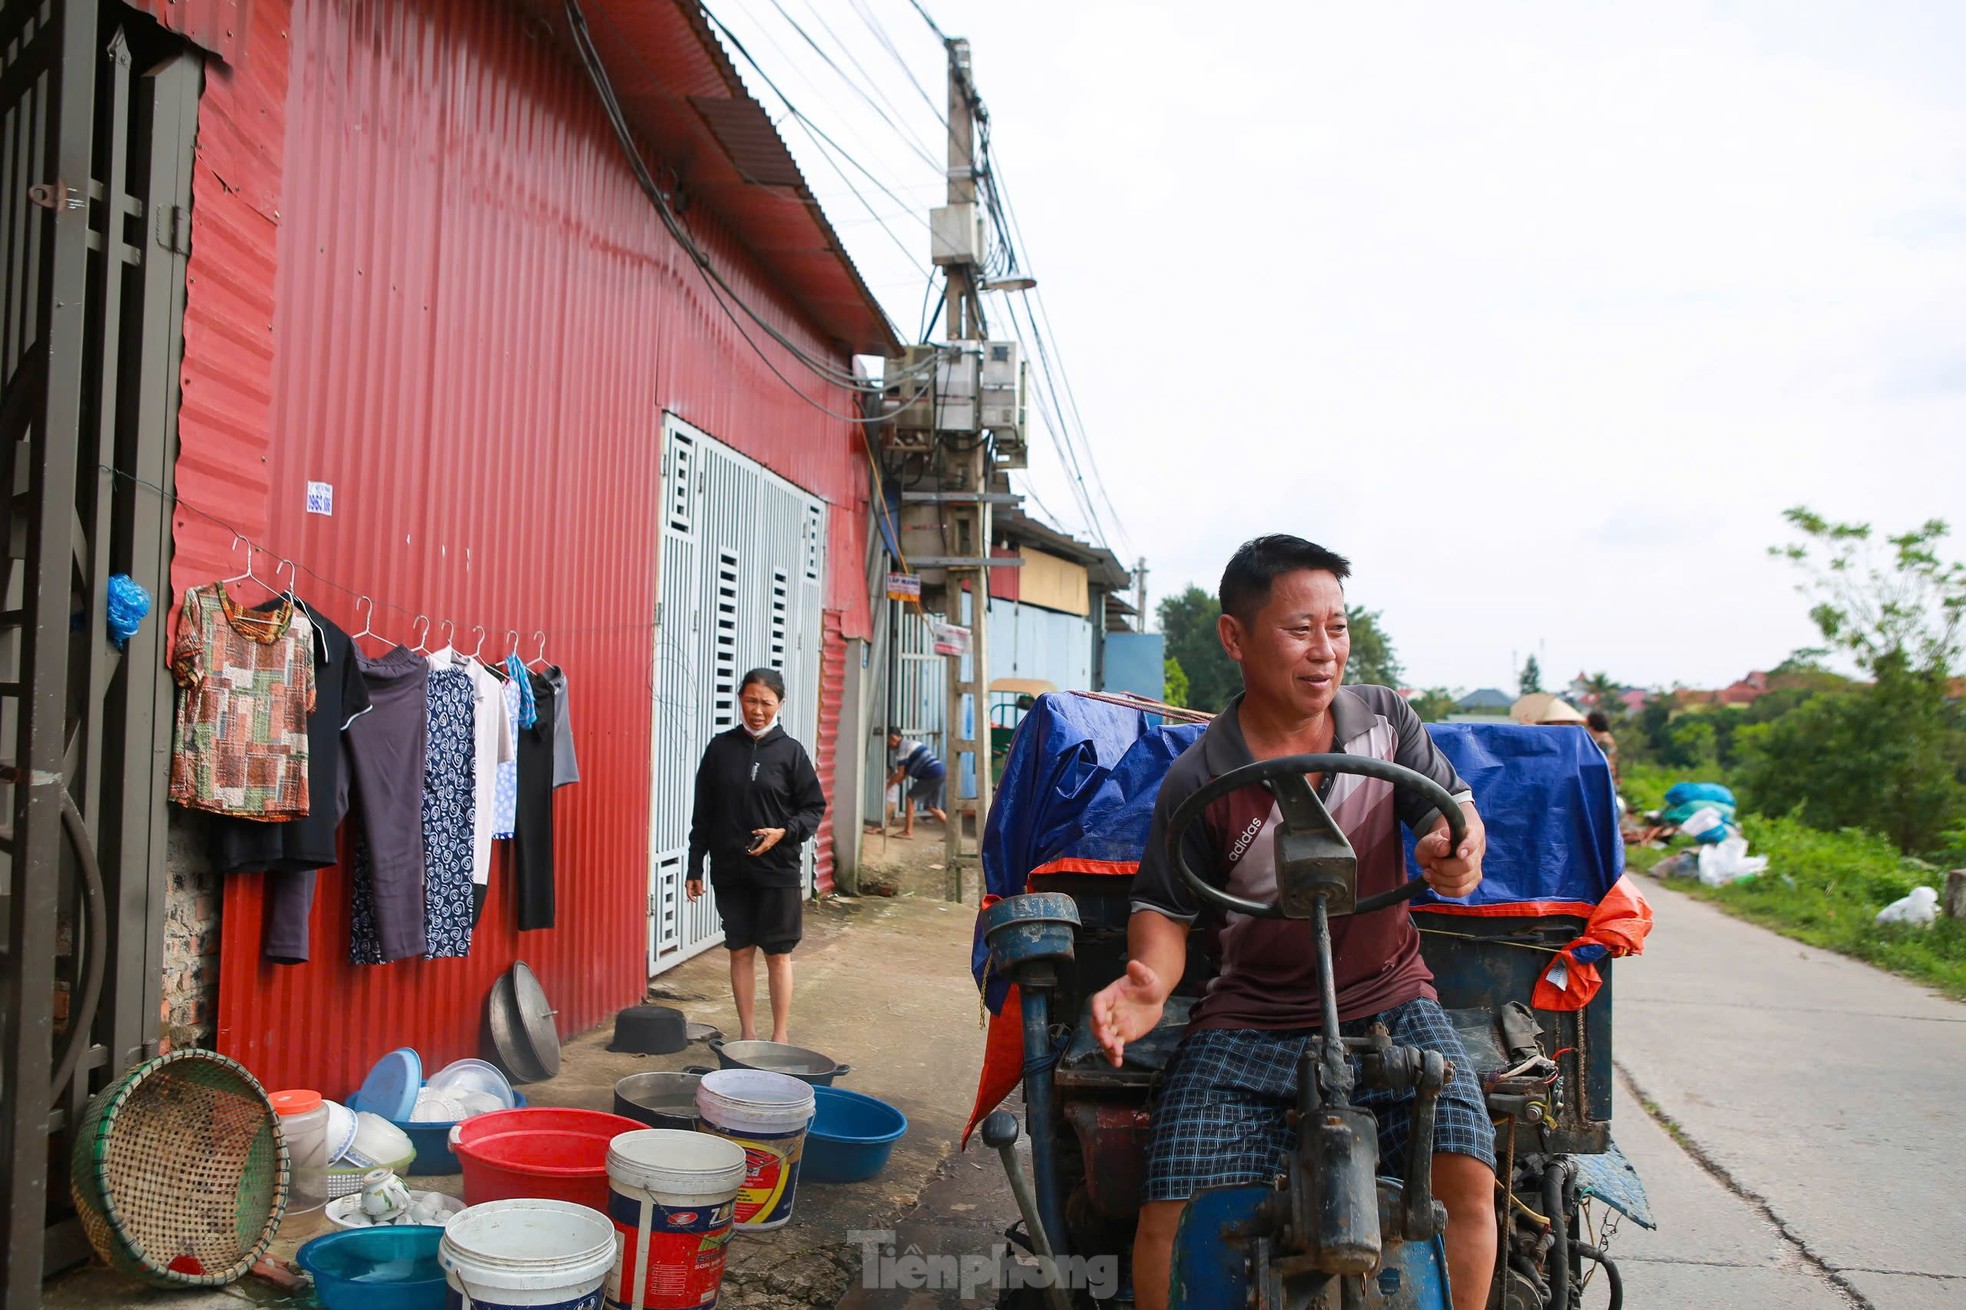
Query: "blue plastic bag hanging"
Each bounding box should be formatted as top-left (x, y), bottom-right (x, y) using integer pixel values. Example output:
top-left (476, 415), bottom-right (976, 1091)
top-left (105, 574), bottom-right (151, 650)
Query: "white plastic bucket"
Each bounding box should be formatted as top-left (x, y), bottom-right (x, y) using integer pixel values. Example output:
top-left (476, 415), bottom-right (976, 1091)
top-left (440, 1198), bottom-right (618, 1310)
top-left (694, 1070), bottom-right (815, 1231)
top-left (605, 1130), bottom-right (746, 1309)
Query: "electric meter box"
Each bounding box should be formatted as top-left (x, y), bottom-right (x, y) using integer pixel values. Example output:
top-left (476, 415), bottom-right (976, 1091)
top-left (930, 204), bottom-right (986, 267)
top-left (883, 344), bottom-right (979, 440)
top-left (979, 340), bottom-right (1027, 468)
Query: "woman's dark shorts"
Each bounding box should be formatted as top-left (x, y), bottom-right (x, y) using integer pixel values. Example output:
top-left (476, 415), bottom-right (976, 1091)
top-left (1144, 997), bottom-right (1496, 1202)
top-left (714, 881), bottom-right (804, 955)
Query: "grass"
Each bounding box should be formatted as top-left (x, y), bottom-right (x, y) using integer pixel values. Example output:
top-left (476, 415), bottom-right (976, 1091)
top-left (1621, 762), bottom-right (1966, 998)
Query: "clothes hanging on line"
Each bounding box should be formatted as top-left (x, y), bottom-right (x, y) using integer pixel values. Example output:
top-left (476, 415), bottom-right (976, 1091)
top-left (429, 648), bottom-right (513, 892)
top-left (169, 583), bottom-right (316, 819)
top-left (348, 644), bottom-right (431, 964)
top-left (421, 661), bottom-right (477, 959)
top-left (491, 652), bottom-right (530, 841)
top-left (542, 664), bottom-right (579, 786)
top-left (512, 669), bottom-right (560, 931)
top-left (207, 601), bottom-right (373, 964)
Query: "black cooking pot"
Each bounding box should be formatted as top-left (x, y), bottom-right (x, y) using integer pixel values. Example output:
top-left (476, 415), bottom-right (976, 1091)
top-left (707, 1038), bottom-right (852, 1086)
top-left (613, 1071), bottom-right (702, 1130)
top-left (607, 1005), bottom-right (688, 1055)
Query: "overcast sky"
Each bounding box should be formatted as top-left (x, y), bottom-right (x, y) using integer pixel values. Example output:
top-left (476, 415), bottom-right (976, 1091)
top-left (708, 0), bottom-right (1966, 694)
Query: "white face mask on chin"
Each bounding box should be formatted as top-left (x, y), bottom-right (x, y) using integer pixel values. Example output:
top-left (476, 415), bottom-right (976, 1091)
top-left (742, 716), bottom-right (779, 739)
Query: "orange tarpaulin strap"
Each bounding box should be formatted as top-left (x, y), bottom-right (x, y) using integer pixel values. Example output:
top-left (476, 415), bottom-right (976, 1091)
top-left (1532, 875), bottom-right (1654, 1011)
top-left (962, 983), bottom-right (1026, 1149)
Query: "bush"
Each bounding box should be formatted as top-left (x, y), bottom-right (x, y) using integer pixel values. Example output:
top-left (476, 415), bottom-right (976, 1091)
top-left (1674, 813), bottom-right (1966, 999)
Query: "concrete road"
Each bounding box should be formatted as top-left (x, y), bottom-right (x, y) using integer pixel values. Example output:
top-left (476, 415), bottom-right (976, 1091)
top-left (1612, 874), bottom-right (1966, 1309)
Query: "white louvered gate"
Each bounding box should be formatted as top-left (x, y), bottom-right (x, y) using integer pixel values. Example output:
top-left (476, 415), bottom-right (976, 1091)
top-left (648, 416), bottom-right (828, 975)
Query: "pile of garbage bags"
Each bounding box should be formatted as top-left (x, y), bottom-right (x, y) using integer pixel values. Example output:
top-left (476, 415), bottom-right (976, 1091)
top-left (1659, 781), bottom-right (1737, 844)
top-left (1645, 781), bottom-right (1770, 886)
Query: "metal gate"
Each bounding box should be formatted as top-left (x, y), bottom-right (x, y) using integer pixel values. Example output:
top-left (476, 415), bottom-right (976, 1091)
top-left (0, 3), bottom-right (199, 1300)
top-left (647, 415), bottom-right (826, 974)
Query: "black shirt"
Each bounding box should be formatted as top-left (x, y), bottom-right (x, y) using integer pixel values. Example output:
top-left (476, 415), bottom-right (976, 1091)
top-left (209, 602), bottom-right (372, 874)
top-left (687, 724), bottom-right (827, 889)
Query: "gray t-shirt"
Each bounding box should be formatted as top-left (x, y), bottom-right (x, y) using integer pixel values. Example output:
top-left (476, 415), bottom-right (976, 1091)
top-left (543, 664), bottom-right (577, 787)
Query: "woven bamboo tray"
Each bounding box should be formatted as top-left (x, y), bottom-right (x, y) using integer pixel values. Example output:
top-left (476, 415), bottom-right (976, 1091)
top-left (69, 1049), bottom-right (289, 1287)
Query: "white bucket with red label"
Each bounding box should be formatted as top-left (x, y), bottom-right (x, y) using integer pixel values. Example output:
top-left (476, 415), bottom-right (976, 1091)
top-left (693, 1070), bottom-right (815, 1232)
top-left (604, 1130), bottom-right (746, 1310)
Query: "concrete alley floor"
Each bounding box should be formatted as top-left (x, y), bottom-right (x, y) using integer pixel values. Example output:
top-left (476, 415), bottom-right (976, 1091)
top-left (45, 827), bottom-right (990, 1309)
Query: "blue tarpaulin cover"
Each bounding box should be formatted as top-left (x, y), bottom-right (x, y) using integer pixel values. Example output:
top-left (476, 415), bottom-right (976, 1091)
top-left (974, 694), bottom-right (1625, 1009)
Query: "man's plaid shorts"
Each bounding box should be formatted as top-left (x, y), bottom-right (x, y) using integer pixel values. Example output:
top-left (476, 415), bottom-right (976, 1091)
top-left (1144, 997), bottom-right (1497, 1203)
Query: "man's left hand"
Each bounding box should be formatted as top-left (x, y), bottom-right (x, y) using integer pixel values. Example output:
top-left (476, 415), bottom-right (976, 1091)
top-left (1415, 803), bottom-right (1484, 899)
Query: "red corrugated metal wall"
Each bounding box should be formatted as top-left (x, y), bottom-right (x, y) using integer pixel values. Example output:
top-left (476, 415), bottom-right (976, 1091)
top-left (188, 0), bottom-right (873, 1094)
top-left (812, 611), bottom-right (848, 895)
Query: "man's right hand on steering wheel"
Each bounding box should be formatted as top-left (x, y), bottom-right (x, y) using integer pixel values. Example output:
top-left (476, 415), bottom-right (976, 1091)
top-left (1414, 808), bottom-right (1486, 899)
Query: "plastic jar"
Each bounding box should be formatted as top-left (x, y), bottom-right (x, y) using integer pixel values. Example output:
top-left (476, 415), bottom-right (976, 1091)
top-left (271, 1088), bottom-right (329, 1214)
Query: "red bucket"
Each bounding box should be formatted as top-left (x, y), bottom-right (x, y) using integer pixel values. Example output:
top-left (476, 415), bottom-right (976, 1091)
top-left (449, 1107), bottom-right (645, 1210)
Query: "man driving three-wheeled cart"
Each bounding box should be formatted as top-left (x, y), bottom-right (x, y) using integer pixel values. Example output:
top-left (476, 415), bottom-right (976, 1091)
top-left (969, 534), bottom-right (1654, 1310)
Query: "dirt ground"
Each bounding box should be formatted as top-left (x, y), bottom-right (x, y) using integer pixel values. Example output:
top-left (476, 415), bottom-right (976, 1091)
top-left (44, 826), bottom-right (992, 1310)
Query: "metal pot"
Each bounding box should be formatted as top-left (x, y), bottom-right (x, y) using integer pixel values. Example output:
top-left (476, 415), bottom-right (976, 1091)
top-left (613, 1072), bottom-right (702, 1131)
top-left (707, 1039), bottom-right (852, 1086)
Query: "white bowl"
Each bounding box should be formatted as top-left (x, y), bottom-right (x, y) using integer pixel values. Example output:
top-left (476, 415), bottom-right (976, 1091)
top-left (322, 1098), bottom-right (359, 1164)
top-left (325, 1189), bottom-right (463, 1229)
top-left (427, 1058), bottom-right (516, 1110)
top-left (409, 1091), bottom-right (465, 1123)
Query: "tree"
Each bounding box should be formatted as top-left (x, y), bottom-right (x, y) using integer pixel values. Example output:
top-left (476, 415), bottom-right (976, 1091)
top-left (1344, 606), bottom-right (1404, 688)
top-left (1519, 655), bottom-right (1543, 697)
top-left (1409, 688), bottom-right (1458, 722)
top-left (1771, 507), bottom-right (1966, 676)
top-left (1162, 656), bottom-right (1190, 709)
top-left (1734, 508), bottom-right (1966, 853)
top-left (1156, 586), bottom-right (1239, 713)
top-left (1577, 671), bottom-right (1623, 718)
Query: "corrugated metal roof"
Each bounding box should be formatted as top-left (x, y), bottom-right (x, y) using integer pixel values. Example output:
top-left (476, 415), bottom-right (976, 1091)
top-left (189, 0), bottom-right (877, 1094)
top-left (510, 0), bottom-right (900, 356)
top-left (128, 0), bottom-right (255, 63)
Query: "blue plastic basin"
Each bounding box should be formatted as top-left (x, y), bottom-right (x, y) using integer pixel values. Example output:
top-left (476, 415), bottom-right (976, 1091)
top-left (348, 1085), bottom-right (527, 1176)
top-left (296, 1226), bottom-right (446, 1310)
top-left (804, 1085), bottom-right (907, 1184)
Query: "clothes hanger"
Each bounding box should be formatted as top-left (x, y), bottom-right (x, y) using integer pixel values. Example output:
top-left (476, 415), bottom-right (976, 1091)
top-left (436, 619), bottom-right (456, 655)
top-left (221, 534), bottom-right (278, 601)
top-left (505, 629), bottom-right (521, 662)
top-left (467, 625), bottom-right (505, 678)
top-left (351, 596), bottom-right (381, 647)
top-left (527, 630), bottom-right (548, 671)
top-left (410, 615), bottom-right (432, 653)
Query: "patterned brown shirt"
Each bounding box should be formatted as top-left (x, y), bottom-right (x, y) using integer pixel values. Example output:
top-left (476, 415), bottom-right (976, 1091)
top-left (170, 584), bottom-right (317, 818)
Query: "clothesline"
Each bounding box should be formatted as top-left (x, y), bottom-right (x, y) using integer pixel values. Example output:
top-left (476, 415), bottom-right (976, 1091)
top-left (103, 464), bottom-right (663, 645)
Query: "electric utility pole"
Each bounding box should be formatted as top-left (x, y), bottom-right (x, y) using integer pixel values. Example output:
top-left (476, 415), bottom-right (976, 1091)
top-left (941, 37), bottom-right (991, 898)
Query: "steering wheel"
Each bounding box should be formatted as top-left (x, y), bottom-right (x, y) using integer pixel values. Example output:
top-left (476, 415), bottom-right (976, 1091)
top-left (1164, 754), bottom-right (1469, 920)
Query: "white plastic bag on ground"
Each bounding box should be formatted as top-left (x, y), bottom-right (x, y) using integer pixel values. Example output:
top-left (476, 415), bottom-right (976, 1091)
top-left (1680, 806), bottom-right (1727, 840)
top-left (1875, 886), bottom-right (1939, 927)
top-left (1697, 835), bottom-right (1768, 886)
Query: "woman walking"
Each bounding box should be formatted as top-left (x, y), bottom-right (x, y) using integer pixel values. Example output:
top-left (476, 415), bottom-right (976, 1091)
top-left (686, 668), bottom-right (827, 1043)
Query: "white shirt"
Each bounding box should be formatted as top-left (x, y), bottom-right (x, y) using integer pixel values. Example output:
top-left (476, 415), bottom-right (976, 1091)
top-left (428, 648), bottom-right (516, 886)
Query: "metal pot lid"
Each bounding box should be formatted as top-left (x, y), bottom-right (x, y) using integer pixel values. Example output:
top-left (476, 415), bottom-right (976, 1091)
top-left (685, 1022), bottom-right (723, 1044)
top-left (510, 961), bottom-right (561, 1078)
top-left (485, 972), bottom-right (549, 1084)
